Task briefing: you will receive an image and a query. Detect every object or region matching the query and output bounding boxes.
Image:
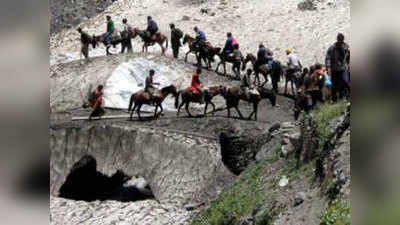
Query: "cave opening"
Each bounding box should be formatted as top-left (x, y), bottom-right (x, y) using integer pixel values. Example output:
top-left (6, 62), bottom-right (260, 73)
top-left (58, 155), bottom-right (155, 202)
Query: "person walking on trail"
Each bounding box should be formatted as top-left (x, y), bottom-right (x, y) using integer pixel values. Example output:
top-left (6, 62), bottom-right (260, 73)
top-left (77, 27), bottom-right (92, 59)
top-left (255, 43), bottom-right (273, 72)
top-left (190, 68), bottom-right (205, 104)
top-left (146, 16), bottom-right (159, 41)
top-left (170, 23), bottom-right (183, 59)
top-left (286, 49), bottom-right (302, 76)
top-left (232, 44), bottom-right (243, 77)
top-left (104, 15), bottom-right (115, 47)
top-left (88, 85), bottom-right (105, 120)
top-left (121, 18), bottom-right (133, 54)
top-left (306, 63), bottom-right (325, 108)
top-left (145, 69), bottom-right (160, 98)
top-left (223, 32), bottom-right (238, 57)
top-left (325, 33), bottom-right (350, 102)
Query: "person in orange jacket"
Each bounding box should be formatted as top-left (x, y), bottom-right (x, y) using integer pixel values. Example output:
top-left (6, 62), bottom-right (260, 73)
top-left (190, 68), bottom-right (204, 104)
top-left (88, 85), bottom-right (105, 120)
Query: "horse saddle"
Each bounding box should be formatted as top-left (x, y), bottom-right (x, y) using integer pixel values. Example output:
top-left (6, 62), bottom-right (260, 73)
top-left (110, 30), bottom-right (121, 41)
top-left (188, 86), bottom-right (201, 95)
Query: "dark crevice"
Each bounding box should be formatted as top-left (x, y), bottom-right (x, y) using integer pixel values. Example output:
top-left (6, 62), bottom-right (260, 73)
top-left (59, 155), bottom-right (155, 202)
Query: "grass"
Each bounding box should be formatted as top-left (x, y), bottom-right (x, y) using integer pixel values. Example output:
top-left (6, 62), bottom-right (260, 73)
top-left (320, 198), bottom-right (350, 225)
top-left (310, 101), bottom-right (347, 146)
top-left (190, 160), bottom-right (266, 225)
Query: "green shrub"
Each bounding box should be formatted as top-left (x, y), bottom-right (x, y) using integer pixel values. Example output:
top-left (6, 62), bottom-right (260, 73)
top-left (190, 160), bottom-right (266, 225)
top-left (320, 199), bottom-right (350, 225)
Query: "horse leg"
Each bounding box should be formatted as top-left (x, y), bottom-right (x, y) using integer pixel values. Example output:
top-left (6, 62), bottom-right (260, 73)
top-left (227, 106), bottom-right (231, 118)
top-left (210, 101), bottom-right (216, 114)
top-left (235, 106), bottom-right (244, 119)
top-left (154, 105), bottom-right (158, 118)
top-left (129, 103), bottom-right (137, 121)
top-left (223, 63), bottom-right (227, 75)
top-left (261, 74), bottom-right (268, 87)
top-left (284, 78), bottom-right (288, 94)
top-left (204, 102), bottom-right (208, 115)
top-left (185, 51), bottom-right (190, 62)
top-left (291, 81), bottom-right (295, 96)
top-left (249, 102), bottom-right (258, 121)
top-left (185, 102), bottom-right (193, 117)
top-left (177, 101), bottom-right (185, 117)
top-left (215, 62), bottom-right (221, 73)
top-left (137, 104), bottom-right (143, 121)
top-left (158, 104), bottom-right (164, 117)
top-left (159, 42), bottom-right (164, 55)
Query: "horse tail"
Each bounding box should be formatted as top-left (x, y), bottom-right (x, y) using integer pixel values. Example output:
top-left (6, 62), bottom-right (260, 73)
top-left (128, 94), bottom-right (134, 111)
top-left (174, 90), bottom-right (181, 109)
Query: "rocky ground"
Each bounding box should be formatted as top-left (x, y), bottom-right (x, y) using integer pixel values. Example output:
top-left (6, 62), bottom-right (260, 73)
top-left (50, 0), bottom-right (350, 224)
top-left (50, 0), bottom-right (350, 66)
top-left (50, 0), bottom-right (114, 34)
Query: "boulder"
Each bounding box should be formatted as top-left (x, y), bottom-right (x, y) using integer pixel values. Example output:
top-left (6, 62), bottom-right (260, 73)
top-left (295, 192), bottom-right (306, 206)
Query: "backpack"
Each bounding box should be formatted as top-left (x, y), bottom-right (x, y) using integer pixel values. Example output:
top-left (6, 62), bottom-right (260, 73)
top-left (176, 28), bottom-right (183, 39)
top-left (232, 37), bottom-right (238, 47)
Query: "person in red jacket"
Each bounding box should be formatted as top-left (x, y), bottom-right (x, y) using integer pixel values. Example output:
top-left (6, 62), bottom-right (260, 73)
top-left (190, 68), bottom-right (204, 104)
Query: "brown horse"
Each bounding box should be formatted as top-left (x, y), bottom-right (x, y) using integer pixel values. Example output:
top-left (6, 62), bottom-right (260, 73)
top-left (93, 31), bottom-right (123, 56)
top-left (128, 85), bottom-right (178, 121)
top-left (215, 51), bottom-right (242, 78)
top-left (182, 34), bottom-right (220, 69)
top-left (131, 28), bottom-right (168, 55)
top-left (221, 86), bottom-right (276, 121)
top-left (175, 86), bottom-right (224, 117)
top-left (241, 53), bottom-right (271, 87)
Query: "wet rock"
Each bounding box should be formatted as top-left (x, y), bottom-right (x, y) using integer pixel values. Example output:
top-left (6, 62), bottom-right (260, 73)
top-left (269, 122), bottom-right (281, 133)
top-left (237, 214), bottom-right (255, 225)
top-left (182, 15), bottom-right (191, 21)
top-left (280, 143), bottom-right (294, 158)
top-left (220, 130), bottom-right (270, 175)
top-left (279, 176), bottom-right (289, 187)
top-left (184, 202), bottom-right (205, 211)
top-left (200, 8), bottom-right (209, 14)
top-left (295, 192), bottom-right (306, 206)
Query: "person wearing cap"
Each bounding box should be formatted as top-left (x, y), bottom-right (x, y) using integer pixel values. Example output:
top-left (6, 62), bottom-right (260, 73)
top-left (285, 49), bottom-right (302, 83)
top-left (146, 16), bottom-right (159, 41)
top-left (190, 68), bottom-right (205, 104)
top-left (121, 18), bottom-right (133, 53)
top-left (325, 33), bottom-right (350, 102)
top-left (170, 23), bottom-right (183, 58)
top-left (145, 69), bottom-right (160, 98)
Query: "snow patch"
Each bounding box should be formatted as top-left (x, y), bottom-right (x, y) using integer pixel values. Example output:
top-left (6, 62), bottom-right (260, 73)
top-left (103, 58), bottom-right (183, 111)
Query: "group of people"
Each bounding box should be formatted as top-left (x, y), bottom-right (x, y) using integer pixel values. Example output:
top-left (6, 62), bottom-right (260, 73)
top-left (79, 15), bottom-right (349, 120)
top-left (294, 33), bottom-right (350, 115)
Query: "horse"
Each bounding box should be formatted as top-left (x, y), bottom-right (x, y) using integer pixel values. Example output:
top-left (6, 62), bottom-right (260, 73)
top-left (175, 86), bottom-right (225, 117)
top-left (93, 31), bottom-right (123, 56)
top-left (182, 34), bottom-right (220, 69)
top-left (241, 53), bottom-right (271, 87)
top-left (221, 86), bottom-right (276, 121)
top-left (131, 28), bottom-right (168, 55)
top-left (128, 85), bottom-right (178, 121)
top-left (215, 51), bottom-right (241, 78)
top-left (282, 65), bottom-right (303, 95)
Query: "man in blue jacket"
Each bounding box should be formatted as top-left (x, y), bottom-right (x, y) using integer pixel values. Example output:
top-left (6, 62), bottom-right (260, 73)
top-left (146, 16), bottom-right (159, 41)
